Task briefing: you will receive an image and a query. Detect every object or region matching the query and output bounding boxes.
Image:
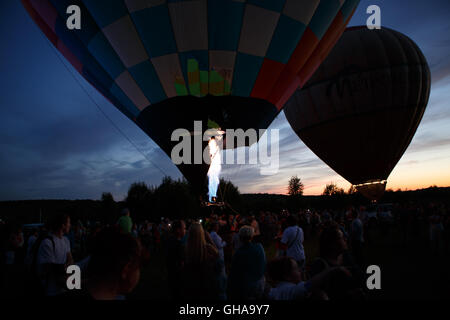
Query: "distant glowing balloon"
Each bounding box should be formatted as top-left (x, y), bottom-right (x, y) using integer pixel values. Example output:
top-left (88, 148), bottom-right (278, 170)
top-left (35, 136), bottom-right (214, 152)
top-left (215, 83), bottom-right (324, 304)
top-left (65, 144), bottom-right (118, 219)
top-left (284, 26), bottom-right (431, 200)
top-left (22, 0), bottom-right (359, 193)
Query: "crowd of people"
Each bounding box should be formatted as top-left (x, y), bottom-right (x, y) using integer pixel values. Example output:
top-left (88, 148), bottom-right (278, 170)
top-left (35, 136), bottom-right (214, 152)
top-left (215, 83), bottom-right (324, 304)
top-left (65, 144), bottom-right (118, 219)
top-left (0, 201), bottom-right (449, 300)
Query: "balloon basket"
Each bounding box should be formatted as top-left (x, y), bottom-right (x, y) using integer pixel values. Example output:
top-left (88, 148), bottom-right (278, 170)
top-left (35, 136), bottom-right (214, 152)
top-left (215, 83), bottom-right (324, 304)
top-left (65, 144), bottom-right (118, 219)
top-left (202, 201), bottom-right (225, 207)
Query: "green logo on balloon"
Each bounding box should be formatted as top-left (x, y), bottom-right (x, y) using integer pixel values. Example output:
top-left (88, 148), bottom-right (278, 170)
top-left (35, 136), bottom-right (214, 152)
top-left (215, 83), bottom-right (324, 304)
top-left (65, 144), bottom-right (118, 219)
top-left (175, 59), bottom-right (232, 97)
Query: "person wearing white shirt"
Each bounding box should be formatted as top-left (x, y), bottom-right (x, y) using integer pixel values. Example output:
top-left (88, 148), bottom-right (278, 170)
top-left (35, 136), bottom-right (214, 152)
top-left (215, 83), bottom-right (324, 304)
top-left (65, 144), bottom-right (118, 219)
top-left (280, 215), bottom-right (305, 267)
top-left (210, 222), bottom-right (226, 261)
top-left (351, 215), bottom-right (364, 243)
top-left (267, 257), bottom-right (310, 300)
top-left (350, 211), bottom-right (364, 266)
top-left (232, 231), bottom-right (241, 254)
top-left (27, 231), bottom-right (38, 250)
top-left (36, 214), bottom-right (73, 296)
top-left (250, 216), bottom-right (261, 237)
top-left (267, 256), bottom-right (349, 300)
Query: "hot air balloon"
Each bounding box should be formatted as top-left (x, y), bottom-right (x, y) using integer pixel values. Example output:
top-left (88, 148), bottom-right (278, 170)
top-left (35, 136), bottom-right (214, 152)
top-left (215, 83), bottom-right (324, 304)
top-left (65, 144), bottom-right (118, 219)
top-left (284, 26), bottom-right (431, 200)
top-left (22, 0), bottom-right (359, 194)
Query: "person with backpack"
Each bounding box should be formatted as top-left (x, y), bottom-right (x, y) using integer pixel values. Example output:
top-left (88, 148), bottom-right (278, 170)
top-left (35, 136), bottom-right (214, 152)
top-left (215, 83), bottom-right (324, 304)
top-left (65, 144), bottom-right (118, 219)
top-left (280, 215), bottom-right (305, 268)
top-left (30, 214), bottom-right (73, 297)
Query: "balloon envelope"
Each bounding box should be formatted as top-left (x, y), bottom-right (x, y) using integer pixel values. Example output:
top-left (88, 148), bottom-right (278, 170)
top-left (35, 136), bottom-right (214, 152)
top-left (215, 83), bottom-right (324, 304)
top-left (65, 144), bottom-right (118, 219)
top-left (284, 26), bottom-right (431, 200)
top-left (22, 0), bottom-right (359, 192)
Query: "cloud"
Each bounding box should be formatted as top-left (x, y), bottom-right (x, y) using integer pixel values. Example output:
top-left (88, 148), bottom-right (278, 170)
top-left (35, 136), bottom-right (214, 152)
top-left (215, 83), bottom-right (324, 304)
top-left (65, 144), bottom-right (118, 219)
top-left (429, 60), bottom-right (450, 85)
top-left (407, 137), bottom-right (450, 153)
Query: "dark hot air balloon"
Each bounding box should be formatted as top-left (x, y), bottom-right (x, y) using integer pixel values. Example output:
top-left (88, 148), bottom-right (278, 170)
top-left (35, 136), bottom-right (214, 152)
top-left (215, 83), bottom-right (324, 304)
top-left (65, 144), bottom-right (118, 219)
top-left (22, 0), bottom-right (360, 194)
top-left (284, 26), bottom-right (431, 200)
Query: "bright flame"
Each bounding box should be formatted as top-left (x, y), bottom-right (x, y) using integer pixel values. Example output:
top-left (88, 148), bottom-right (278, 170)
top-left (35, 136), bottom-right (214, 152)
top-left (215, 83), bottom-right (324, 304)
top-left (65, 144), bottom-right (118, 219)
top-left (208, 137), bottom-right (222, 202)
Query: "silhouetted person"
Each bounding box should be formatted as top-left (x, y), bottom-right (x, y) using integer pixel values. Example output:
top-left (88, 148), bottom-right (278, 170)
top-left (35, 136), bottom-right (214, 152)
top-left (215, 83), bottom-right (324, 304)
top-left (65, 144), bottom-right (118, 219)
top-left (267, 256), bottom-right (350, 300)
top-left (166, 220), bottom-right (186, 299)
top-left (310, 222), bottom-right (365, 300)
top-left (117, 208), bottom-right (132, 234)
top-left (228, 226), bottom-right (266, 300)
top-left (280, 215), bottom-right (305, 268)
top-left (35, 214), bottom-right (73, 296)
top-left (209, 222), bottom-right (226, 261)
top-left (182, 222), bottom-right (226, 300)
top-left (350, 211), bottom-right (364, 266)
top-left (61, 228), bottom-right (143, 300)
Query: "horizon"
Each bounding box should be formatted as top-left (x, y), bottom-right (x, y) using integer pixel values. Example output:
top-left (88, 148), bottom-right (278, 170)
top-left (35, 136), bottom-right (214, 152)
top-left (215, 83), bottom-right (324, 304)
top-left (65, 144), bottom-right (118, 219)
top-left (1, 1), bottom-right (450, 200)
top-left (1, 184), bottom-right (449, 203)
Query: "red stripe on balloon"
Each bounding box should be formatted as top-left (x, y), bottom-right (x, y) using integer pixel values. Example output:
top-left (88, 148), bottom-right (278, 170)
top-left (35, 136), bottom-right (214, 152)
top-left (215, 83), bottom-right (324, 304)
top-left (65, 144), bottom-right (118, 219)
top-left (275, 76), bottom-right (302, 110)
top-left (28, 0), bottom-right (58, 33)
top-left (23, 1), bottom-right (85, 82)
top-left (57, 41), bottom-right (84, 74)
top-left (297, 10), bottom-right (359, 88)
top-left (21, 0), bottom-right (58, 45)
top-left (250, 58), bottom-right (285, 100)
top-left (286, 28), bottom-right (321, 74)
top-left (267, 28), bottom-right (319, 109)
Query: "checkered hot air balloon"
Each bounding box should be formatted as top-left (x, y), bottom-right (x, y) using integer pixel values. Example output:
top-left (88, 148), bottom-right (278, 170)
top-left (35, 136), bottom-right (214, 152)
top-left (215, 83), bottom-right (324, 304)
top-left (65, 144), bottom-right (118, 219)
top-left (22, 0), bottom-right (360, 193)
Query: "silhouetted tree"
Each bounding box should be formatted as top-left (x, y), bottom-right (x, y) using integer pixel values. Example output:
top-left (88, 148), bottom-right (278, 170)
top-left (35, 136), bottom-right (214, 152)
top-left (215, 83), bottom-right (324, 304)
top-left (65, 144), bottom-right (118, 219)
top-left (100, 192), bottom-right (117, 224)
top-left (126, 182), bottom-right (155, 222)
top-left (154, 177), bottom-right (199, 220)
top-left (287, 176), bottom-right (304, 212)
top-left (288, 176), bottom-right (304, 196)
top-left (101, 192), bottom-right (114, 203)
top-left (217, 178), bottom-right (244, 213)
top-left (323, 183), bottom-right (345, 196)
top-left (347, 185), bottom-right (357, 195)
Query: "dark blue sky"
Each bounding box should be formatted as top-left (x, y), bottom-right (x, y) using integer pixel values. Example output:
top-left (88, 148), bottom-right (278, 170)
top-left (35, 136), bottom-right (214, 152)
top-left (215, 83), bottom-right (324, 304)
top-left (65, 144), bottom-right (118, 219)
top-left (1, 1), bottom-right (449, 200)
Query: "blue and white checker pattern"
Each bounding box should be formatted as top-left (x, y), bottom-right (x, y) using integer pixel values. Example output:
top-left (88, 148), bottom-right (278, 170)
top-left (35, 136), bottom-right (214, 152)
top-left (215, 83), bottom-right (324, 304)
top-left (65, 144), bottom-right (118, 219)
top-left (28, 0), bottom-right (360, 122)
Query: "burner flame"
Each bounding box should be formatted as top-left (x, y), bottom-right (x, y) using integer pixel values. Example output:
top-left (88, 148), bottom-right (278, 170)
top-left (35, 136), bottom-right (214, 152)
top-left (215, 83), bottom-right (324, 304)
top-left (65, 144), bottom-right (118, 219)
top-left (207, 137), bottom-right (221, 203)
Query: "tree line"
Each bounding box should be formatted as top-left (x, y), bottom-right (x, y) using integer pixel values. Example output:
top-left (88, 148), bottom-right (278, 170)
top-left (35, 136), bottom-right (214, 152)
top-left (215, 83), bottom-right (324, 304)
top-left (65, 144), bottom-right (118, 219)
top-left (1, 176), bottom-right (449, 226)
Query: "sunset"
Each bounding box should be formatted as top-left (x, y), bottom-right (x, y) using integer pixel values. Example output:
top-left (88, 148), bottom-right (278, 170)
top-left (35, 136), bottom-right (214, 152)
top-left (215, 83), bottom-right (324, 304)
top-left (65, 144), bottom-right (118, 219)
top-left (1, 1), bottom-right (449, 200)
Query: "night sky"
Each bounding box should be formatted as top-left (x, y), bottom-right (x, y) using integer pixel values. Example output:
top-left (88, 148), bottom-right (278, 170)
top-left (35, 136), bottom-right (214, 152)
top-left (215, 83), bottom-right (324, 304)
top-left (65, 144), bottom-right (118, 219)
top-left (1, 0), bottom-right (449, 201)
